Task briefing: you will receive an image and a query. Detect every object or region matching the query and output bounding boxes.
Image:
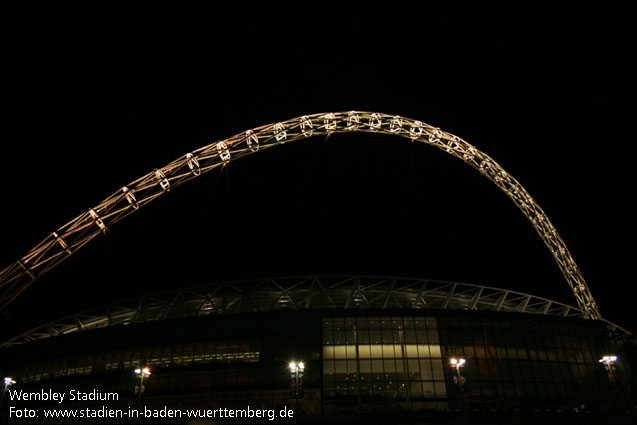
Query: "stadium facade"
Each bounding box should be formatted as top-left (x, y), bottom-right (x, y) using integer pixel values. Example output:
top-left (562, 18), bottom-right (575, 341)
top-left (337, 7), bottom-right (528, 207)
top-left (1, 276), bottom-right (634, 422)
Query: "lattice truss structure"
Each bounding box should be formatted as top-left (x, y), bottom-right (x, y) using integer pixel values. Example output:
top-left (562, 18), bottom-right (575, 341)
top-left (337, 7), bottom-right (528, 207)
top-left (2, 276), bottom-right (629, 348)
top-left (0, 112), bottom-right (599, 318)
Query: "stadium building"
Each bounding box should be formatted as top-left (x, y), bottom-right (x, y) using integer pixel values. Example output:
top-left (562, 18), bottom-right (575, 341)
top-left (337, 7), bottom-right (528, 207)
top-left (1, 113), bottom-right (635, 422)
top-left (1, 276), bottom-right (634, 422)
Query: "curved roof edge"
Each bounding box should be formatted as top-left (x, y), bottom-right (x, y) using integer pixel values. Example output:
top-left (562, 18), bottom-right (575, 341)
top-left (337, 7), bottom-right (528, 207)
top-left (1, 276), bottom-right (631, 348)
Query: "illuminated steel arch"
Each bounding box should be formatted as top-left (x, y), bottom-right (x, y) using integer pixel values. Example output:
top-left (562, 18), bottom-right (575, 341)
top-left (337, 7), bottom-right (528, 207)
top-left (0, 112), bottom-right (600, 318)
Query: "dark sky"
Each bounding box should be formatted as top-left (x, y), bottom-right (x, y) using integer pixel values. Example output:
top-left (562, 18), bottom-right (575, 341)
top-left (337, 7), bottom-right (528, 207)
top-left (2, 7), bottom-right (635, 338)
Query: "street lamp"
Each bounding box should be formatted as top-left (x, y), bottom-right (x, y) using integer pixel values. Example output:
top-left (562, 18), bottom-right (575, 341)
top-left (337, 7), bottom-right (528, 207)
top-left (599, 355), bottom-right (620, 397)
top-left (289, 361), bottom-right (305, 416)
top-left (450, 358), bottom-right (466, 410)
top-left (1, 377), bottom-right (16, 407)
top-left (134, 367), bottom-right (151, 401)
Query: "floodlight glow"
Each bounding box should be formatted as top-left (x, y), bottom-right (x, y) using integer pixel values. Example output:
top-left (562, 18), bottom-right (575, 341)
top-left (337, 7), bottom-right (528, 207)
top-left (390, 116), bottom-right (403, 133)
top-left (89, 208), bottom-right (106, 231)
top-left (429, 128), bottom-right (442, 144)
top-left (274, 122), bottom-right (287, 142)
top-left (346, 111), bottom-right (360, 130)
top-left (369, 113), bottom-right (382, 131)
top-left (410, 121), bottom-right (423, 139)
top-left (186, 153), bottom-right (201, 176)
top-left (4, 377), bottom-right (16, 385)
top-left (599, 355), bottom-right (617, 363)
top-left (298, 362), bottom-right (305, 370)
top-left (463, 147), bottom-right (476, 161)
top-left (142, 367), bottom-right (151, 376)
top-left (122, 186), bottom-right (139, 209)
top-left (458, 358), bottom-right (466, 366)
top-left (289, 362), bottom-right (296, 371)
top-left (246, 130), bottom-right (259, 152)
top-left (450, 358), bottom-right (458, 365)
top-left (134, 368), bottom-right (141, 374)
top-left (300, 116), bottom-right (313, 137)
top-left (155, 169), bottom-right (170, 191)
top-left (323, 113), bottom-right (337, 132)
top-left (216, 141), bottom-right (231, 163)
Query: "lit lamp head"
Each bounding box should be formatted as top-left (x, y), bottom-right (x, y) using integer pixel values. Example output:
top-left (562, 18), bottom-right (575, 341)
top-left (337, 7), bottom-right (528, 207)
top-left (298, 362), bottom-right (305, 371)
top-left (599, 355), bottom-right (618, 364)
top-left (289, 362), bottom-right (297, 372)
top-left (4, 377), bottom-right (16, 386)
top-left (450, 358), bottom-right (466, 367)
top-left (134, 367), bottom-right (151, 376)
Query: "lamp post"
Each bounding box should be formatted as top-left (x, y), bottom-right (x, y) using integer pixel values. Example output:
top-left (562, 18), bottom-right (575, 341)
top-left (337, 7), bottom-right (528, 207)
top-left (599, 355), bottom-right (621, 410)
top-left (1, 377), bottom-right (16, 408)
top-left (289, 361), bottom-right (305, 416)
top-left (450, 358), bottom-right (466, 411)
top-left (134, 367), bottom-right (151, 402)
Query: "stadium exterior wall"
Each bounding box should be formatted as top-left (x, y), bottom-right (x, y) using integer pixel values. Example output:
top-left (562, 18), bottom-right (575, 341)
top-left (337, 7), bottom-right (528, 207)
top-left (1, 307), bottom-right (634, 422)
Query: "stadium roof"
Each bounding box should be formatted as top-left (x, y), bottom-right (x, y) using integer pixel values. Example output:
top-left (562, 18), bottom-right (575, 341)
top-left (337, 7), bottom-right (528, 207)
top-left (1, 276), bottom-right (630, 348)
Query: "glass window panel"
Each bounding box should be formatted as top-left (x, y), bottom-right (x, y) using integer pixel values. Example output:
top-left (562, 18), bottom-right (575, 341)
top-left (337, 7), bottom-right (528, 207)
top-left (324, 361), bottom-right (334, 374)
top-left (422, 381), bottom-right (435, 396)
top-left (420, 360), bottom-right (433, 380)
top-left (369, 329), bottom-right (381, 344)
top-left (431, 359), bottom-right (445, 380)
top-left (407, 359), bottom-right (420, 375)
top-left (347, 360), bottom-right (357, 374)
top-left (372, 360), bottom-right (384, 374)
top-left (384, 359), bottom-right (396, 373)
top-left (536, 349), bottom-right (547, 362)
top-left (546, 350), bottom-right (557, 362)
top-left (323, 346), bottom-right (334, 360)
top-left (356, 317), bottom-right (369, 329)
top-left (496, 347), bottom-right (508, 359)
top-left (333, 346), bottom-right (347, 359)
top-left (370, 345), bottom-right (383, 358)
top-left (333, 329), bottom-right (345, 344)
top-left (357, 329), bottom-right (370, 344)
top-left (335, 360), bottom-right (347, 374)
top-left (346, 345), bottom-right (356, 359)
top-left (359, 360), bottom-right (372, 373)
top-left (358, 345), bottom-right (371, 359)
top-left (323, 330), bottom-right (332, 345)
top-left (410, 381), bottom-right (423, 396)
top-left (381, 344), bottom-right (395, 358)
top-left (429, 345), bottom-right (441, 358)
top-left (416, 329), bottom-right (428, 343)
top-left (405, 345), bottom-right (419, 358)
top-left (428, 329), bottom-right (440, 343)
top-left (381, 329), bottom-right (394, 343)
top-left (404, 329), bottom-right (417, 343)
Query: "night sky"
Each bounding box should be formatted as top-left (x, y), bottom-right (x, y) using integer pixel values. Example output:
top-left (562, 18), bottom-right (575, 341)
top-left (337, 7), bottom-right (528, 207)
top-left (2, 8), bottom-right (634, 340)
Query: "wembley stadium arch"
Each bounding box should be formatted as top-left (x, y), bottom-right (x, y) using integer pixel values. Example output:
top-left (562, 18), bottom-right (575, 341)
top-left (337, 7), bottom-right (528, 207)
top-left (0, 112), bottom-right (603, 321)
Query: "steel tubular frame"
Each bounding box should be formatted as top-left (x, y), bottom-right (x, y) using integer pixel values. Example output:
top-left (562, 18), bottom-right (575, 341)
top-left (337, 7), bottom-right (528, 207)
top-left (0, 112), bottom-right (600, 319)
top-left (1, 276), bottom-right (629, 349)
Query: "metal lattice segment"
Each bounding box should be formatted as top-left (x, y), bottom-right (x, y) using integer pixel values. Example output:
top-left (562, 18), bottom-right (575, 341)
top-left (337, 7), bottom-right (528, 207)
top-left (1, 276), bottom-right (629, 349)
top-left (0, 112), bottom-right (600, 318)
